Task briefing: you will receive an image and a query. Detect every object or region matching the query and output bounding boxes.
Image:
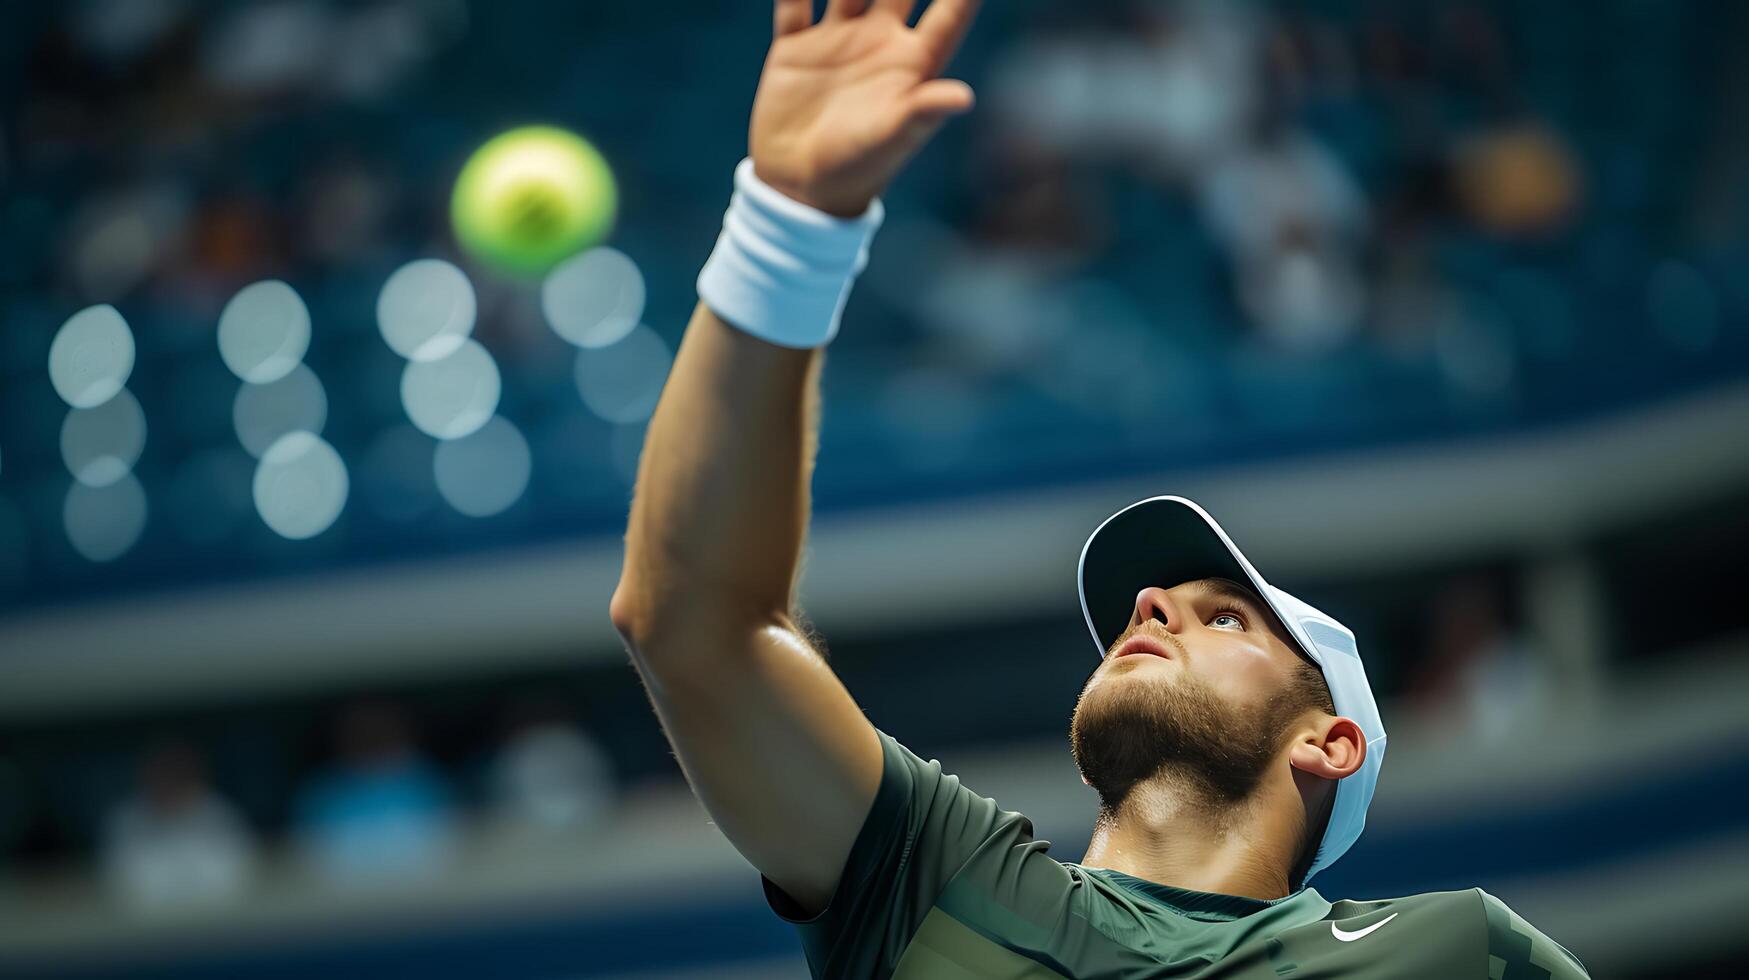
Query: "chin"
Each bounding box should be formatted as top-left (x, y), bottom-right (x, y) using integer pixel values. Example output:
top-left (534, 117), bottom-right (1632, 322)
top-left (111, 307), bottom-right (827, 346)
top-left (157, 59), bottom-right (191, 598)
top-left (1071, 664), bottom-right (1286, 808)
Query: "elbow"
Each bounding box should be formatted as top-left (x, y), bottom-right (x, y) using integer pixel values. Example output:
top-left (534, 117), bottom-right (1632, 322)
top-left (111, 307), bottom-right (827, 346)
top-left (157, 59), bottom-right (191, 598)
top-left (609, 581), bottom-right (646, 647)
top-left (609, 575), bottom-right (791, 655)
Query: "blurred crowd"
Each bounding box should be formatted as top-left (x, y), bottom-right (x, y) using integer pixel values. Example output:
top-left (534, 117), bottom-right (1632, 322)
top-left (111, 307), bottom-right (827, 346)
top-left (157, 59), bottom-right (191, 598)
top-left (863, 0), bottom-right (1742, 447)
top-left (968, 0), bottom-right (1583, 361)
top-left (4, 695), bottom-right (616, 915)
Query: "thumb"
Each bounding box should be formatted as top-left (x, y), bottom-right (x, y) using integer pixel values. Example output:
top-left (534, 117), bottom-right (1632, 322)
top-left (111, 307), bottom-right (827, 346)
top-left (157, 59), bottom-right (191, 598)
top-left (904, 78), bottom-right (976, 125)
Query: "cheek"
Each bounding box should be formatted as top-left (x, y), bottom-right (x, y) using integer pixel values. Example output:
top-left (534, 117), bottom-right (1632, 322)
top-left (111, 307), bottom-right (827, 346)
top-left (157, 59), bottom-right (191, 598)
top-left (1200, 640), bottom-right (1282, 705)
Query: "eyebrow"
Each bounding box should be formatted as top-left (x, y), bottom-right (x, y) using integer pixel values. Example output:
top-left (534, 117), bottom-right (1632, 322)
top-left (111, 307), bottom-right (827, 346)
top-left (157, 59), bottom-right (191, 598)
top-left (1196, 577), bottom-right (1266, 609)
top-left (1185, 577), bottom-right (1270, 621)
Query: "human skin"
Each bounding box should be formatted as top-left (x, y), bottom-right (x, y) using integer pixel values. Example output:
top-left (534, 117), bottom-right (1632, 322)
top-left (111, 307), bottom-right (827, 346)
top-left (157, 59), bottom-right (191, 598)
top-left (1072, 578), bottom-right (1366, 899)
top-left (611, 0), bottom-right (983, 918)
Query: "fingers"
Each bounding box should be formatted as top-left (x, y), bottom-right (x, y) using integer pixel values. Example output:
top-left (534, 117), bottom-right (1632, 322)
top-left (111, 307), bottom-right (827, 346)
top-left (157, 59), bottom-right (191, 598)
top-left (916, 0), bottom-right (982, 74)
top-left (870, 0), bottom-right (919, 22)
top-left (774, 0), bottom-right (813, 36)
top-left (823, 0), bottom-right (870, 20)
top-left (883, 80), bottom-right (974, 154)
top-left (904, 78), bottom-right (976, 124)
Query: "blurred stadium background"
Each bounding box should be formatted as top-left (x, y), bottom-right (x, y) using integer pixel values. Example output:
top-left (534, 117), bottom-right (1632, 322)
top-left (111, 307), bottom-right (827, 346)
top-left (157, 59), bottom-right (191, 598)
top-left (2, 0), bottom-right (1748, 977)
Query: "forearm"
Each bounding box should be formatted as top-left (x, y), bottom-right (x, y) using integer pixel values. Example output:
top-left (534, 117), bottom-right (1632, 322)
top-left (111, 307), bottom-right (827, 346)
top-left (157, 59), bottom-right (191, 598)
top-left (613, 0), bottom-right (978, 646)
top-left (613, 300), bottom-right (822, 637)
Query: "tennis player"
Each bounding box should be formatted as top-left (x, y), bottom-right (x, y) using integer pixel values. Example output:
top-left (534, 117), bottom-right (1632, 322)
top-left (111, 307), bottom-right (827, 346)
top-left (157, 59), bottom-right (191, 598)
top-left (610, 1), bottom-right (1590, 976)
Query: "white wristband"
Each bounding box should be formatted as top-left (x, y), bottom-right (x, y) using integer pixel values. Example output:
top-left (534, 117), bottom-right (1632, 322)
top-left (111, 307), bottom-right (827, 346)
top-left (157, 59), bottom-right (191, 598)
top-left (696, 158), bottom-right (886, 349)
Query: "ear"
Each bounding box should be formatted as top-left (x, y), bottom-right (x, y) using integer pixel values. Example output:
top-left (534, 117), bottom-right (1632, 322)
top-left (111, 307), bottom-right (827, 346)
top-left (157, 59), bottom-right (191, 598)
top-left (1288, 715), bottom-right (1365, 781)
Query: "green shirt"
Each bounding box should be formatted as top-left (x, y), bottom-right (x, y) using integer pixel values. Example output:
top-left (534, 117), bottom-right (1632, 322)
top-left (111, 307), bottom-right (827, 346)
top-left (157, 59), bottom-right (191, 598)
top-left (762, 729), bottom-right (1589, 979)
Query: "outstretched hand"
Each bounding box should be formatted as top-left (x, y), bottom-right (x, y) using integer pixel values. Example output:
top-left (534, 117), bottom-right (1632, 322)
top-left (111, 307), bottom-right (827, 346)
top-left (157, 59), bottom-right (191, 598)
top-left (753, 0), bottom-right (983, 217)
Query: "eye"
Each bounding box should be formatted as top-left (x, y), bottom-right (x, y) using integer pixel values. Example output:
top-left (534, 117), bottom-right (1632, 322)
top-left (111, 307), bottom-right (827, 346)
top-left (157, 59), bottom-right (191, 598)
top-left (1210, 611), bottom-right (1245, 631)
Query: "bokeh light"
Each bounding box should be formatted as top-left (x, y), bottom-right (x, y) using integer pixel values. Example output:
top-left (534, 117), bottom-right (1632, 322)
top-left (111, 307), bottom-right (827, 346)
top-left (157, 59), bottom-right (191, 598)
top-left (252, 431), bottom-right (349, 540)
top-left (400, 338), bottom-right (501, 440)
top-left (376, 258), bottom-right (477, 362)
top-left (59, 388), bottom-right (147, 487)
top-left (432, 415), bottom-right (531, 518)
top-left (63, 472), bottom-right (148, 562)
top-left (233, 364), bottom-right (329, 458)
top-left (574, 325), bottom-right (670, 424)
top-left (48, 304), bottom-right (135, 408)
top-left (540, 246), bottom-right (644, 349)
top-left (217, 280), bottom-right (312, 384)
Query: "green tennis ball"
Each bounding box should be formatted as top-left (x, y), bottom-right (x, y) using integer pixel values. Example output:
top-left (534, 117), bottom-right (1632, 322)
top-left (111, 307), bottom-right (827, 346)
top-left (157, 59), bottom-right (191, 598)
top-left (451, 125), bottom-right (617, 277)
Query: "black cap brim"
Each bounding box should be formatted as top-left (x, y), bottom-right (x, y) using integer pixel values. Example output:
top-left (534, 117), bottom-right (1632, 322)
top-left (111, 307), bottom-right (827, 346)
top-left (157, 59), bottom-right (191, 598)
top-left (1078, 496), bottom-right (1265, 656)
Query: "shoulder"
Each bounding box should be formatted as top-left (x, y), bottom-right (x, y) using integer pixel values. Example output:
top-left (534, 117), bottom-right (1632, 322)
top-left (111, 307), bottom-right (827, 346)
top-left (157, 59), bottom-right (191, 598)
top-left (1315, 889), bottom-right (1588, 978)
top-left (879, 731), bottom-right (1013, 816)
top-left (1474, 888), bottom-right (1591, 979)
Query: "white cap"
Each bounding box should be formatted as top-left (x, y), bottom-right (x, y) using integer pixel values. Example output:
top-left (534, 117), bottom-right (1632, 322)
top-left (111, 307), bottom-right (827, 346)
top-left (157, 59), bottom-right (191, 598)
top-left (1076, 495), bottom-right (1387, 884)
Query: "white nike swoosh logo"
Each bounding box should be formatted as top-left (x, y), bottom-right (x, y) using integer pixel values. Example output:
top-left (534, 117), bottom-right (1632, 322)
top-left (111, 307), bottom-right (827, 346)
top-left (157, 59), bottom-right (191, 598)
top-left (1331, 912), bottom-right (1398, 942)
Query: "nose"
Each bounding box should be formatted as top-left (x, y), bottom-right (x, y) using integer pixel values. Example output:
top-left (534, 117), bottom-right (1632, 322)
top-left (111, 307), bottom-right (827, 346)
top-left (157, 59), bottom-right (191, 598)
top-left (1130, 586), bottom-right (1185, 637)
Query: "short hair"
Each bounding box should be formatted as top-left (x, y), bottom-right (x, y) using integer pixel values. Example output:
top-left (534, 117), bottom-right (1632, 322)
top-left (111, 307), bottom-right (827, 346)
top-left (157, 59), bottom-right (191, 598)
top-left (1287, 653), bottom-right (1337, 717)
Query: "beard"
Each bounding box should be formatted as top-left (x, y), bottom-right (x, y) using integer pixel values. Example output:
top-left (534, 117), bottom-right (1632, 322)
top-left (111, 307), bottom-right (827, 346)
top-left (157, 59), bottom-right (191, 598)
top-left (1069, 661), bottom-right (1304, 817)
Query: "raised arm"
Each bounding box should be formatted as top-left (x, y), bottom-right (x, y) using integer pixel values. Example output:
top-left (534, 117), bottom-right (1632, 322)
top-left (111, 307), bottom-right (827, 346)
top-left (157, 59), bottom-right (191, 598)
top-left (608, 0), bottom-right (981, 917)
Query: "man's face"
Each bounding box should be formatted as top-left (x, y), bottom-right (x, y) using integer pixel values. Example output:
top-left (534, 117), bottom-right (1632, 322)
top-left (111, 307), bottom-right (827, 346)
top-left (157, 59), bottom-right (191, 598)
top-left (1069, 577), bottom-right (1319, 810)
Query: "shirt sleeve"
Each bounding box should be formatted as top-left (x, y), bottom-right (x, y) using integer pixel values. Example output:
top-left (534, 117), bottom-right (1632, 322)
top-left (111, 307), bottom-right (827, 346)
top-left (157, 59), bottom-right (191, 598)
top-left (1479, 889), bottom-right (1591, 979)
top-left (760, 728), bottom-right (1039, 979)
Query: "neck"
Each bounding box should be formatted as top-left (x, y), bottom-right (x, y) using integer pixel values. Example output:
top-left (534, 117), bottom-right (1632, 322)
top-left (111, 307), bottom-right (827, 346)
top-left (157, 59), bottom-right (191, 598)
top-left (1079, 767), bottom-right (1304, 901)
